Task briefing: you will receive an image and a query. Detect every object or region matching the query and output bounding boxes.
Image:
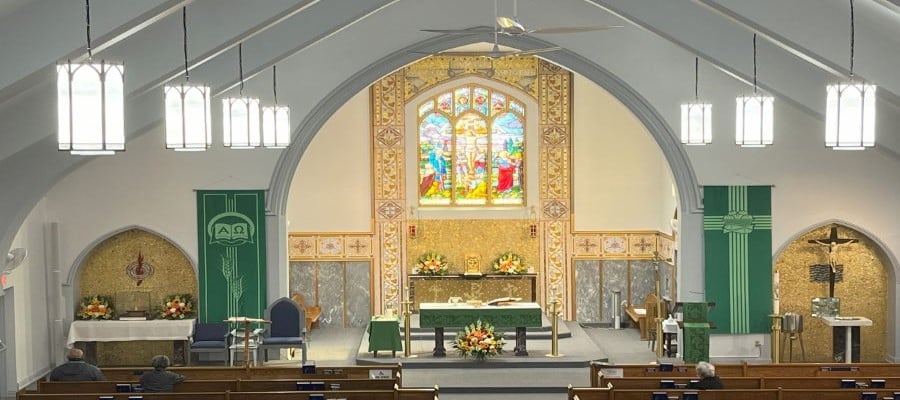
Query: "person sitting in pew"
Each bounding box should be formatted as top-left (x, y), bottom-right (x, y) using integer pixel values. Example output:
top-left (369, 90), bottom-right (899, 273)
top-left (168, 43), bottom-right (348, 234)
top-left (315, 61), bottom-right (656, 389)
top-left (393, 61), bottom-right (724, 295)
top-left (139, 355), bottom-right (185, 392)
top-left (47, 348), bottom-right (105, 381)
top-left (687, 361), bottom-right (724, 390)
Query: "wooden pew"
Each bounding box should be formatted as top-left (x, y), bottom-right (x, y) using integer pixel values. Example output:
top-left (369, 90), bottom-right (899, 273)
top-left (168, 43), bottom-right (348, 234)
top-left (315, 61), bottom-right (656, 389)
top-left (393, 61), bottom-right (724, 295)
top-left (19, 386), bottom-right (438, 400)
top-left (625, 293), bottom-right (658, 341)
top-left (590, 362), bottom-right (900, 386)
top-left (18, 393), bottom-right (226, 400)
top-left (98, 364), bottom-right (401, 381)
top-left (228, 390), bottom-right (397, 400)
top-left (570, 386), bottom-right (900, 400)
top-left (236, 378), bottom-right (397, 391)
top-left (603, 376), bottom-right (900, 389)
top-left (602, 377), bottom-right (763, 389)
top-left (36, 380), bottom-right (237, 394)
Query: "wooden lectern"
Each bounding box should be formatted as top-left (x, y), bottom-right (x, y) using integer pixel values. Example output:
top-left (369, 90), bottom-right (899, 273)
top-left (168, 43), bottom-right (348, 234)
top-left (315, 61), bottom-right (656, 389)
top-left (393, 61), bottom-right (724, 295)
top-left (224, 317), bottom-right (270, 368)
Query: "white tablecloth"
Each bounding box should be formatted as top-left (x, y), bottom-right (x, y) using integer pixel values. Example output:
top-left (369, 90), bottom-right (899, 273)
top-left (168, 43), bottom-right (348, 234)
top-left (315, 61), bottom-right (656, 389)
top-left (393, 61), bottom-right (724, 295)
top-left (67, 319), bottom-right (195, 346)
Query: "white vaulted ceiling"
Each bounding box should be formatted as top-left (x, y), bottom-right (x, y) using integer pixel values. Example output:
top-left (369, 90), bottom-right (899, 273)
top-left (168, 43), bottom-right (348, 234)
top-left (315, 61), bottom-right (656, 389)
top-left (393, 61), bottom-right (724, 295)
top-left (2, 0), bottom-right (900, 256)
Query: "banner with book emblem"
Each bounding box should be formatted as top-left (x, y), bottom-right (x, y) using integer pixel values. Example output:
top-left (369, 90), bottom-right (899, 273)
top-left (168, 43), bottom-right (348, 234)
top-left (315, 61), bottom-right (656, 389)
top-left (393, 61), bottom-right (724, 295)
top-left (703, 186), bottom-right (772, 333)
top-left (197, 190), bottom-right (267, 322)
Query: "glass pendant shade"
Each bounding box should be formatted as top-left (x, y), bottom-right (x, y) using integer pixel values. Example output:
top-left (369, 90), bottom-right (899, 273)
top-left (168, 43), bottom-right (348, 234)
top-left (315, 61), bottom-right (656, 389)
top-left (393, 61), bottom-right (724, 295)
top-left (735, 95), bottom-right (774, 147)
top-left (223, 97), bottom-right (260, 149)
top-left (57, 61), bottom-right (125, 155)
top-left (680, 102), bottom-right (712, 145)
top-left (825, 82), bottom-right (875, 150)
top-left (262, 105), bottom-right (291, 148)
top-left (164, 83), bottom-right (212, 151)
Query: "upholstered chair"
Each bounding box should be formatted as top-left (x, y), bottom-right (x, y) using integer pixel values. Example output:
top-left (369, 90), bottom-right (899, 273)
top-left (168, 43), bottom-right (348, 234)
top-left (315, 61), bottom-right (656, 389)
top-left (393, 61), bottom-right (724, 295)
top-left (260, 297), bottom-right (308, 363)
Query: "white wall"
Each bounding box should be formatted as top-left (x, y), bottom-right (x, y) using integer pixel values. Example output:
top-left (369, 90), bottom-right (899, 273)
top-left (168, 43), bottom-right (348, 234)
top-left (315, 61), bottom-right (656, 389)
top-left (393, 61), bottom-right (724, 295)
top-left (286, 90), bottom-right (372, 232)
top-left (7, 198), bottom-right (51, 389)
top-left (572, 74), bottom-right (674, 232)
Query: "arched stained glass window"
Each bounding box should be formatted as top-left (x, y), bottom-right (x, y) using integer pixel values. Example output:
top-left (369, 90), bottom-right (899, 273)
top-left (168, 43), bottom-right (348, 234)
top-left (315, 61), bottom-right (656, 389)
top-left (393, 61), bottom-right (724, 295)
top-left (417, 84), bottom-right (525, 206)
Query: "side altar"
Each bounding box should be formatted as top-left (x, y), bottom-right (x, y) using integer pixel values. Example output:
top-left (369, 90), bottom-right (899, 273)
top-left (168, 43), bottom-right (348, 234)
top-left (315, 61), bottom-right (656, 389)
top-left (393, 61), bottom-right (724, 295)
top-left (408, 274), bottom-right (537, 311)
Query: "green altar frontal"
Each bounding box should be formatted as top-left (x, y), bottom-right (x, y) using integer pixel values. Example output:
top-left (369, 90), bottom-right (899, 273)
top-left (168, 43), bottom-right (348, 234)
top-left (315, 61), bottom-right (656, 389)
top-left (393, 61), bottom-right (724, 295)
top-left (418, 303), bottom-right (543, 328)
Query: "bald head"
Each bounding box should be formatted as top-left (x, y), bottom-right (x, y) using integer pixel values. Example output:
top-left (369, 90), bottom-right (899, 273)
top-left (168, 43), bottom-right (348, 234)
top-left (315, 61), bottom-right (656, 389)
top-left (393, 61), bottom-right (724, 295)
top-left (67, 348), bottom-right (84, 361)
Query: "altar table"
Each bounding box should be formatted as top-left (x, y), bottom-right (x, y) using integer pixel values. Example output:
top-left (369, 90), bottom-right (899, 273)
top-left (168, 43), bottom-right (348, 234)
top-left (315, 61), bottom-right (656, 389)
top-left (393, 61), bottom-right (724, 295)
top-left (418, 302), bottom-right (542, 357)
top-left (67, 319), bottom-right (195, 366)
top-left (821, 316), bottom-right (872, 363)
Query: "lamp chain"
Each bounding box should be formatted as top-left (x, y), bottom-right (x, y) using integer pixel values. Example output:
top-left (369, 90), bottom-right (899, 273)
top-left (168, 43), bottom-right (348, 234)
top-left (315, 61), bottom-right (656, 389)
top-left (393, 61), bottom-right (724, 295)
top-left (182, 7), bottom-right (190, 82)
top-left (238, 43), bottom-right (244, 95)
top-left (694, 57), bottom-right (699, 100)
top-left (849, 0), bottom-right (855, 78)
top-left (273, 65), bottom-right (278, 104)
top-left (85, 0), bottom-right (92, 59)
top-left (752, 33), bottom-right (758, 94)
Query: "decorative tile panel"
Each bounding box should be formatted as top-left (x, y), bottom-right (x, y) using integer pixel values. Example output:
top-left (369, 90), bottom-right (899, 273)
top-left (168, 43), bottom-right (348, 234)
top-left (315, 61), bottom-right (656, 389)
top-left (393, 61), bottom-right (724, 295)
top-left (288, 234), bottom-right (373, 260)
top-left (602, 235), bottom-right (628, 255)
top-left (572, 232), bottom-right (671, 260)
top-left (629, 234), bottom-right (657, 256)
top-left (317, 237), bottom-right (344, 256)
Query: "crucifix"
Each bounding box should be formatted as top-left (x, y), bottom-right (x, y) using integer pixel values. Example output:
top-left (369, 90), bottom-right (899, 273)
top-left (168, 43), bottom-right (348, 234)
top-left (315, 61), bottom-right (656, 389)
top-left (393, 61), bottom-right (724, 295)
top-left (808, 226), bottom-right (857, 297)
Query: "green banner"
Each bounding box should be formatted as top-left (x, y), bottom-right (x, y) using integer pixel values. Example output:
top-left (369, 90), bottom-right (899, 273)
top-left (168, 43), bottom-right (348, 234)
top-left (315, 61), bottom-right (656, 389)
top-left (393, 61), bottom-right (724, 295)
top-left (197, 190), bottom-right (267, 323)
top-left (703, 186), bottom-right (772, 334)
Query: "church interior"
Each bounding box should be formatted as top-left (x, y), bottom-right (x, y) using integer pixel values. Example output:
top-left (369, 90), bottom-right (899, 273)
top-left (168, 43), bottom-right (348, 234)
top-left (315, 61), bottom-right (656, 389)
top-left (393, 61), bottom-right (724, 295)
top-left (2, 1), bottom-right (900, 399)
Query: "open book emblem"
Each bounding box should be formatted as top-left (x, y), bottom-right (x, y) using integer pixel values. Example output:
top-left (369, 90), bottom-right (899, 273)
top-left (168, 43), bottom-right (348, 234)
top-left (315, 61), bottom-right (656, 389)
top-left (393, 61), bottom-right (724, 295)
top-left (207, 212), bottom-right (256, 247)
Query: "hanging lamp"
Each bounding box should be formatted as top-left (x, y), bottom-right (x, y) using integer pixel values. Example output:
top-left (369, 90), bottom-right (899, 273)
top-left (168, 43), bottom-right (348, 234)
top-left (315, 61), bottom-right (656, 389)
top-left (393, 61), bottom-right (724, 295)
top-left (164, 6), bottom-right (211, 151)
top-left (57, 0), bottom-right (125, 155)
top-left (262, 65), bottom-right (291, 149)
top-left (680, 57), bottom-right (712, 145)
top-left (735, 34), bottom-right (774, 147)
top-left (223, 43), bottom-right (260, 149)
top-left (825, 0), bottom-right (875, 150)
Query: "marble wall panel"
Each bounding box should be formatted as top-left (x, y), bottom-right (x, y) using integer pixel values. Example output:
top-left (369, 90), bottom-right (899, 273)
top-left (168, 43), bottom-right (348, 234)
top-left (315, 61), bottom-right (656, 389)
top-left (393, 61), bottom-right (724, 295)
top-left (575, 260), bottom-right (601, 323)
top-left (659, 263), bottom-right (674, 301)
top-left (601, 260), bottom-right (628, 323)
top-left (289, 261), bottom-right (316, 306)
top-left (629, 261), bottom-right (655, 306)
top-left (345, 261), bottom-right (371, 328)
top-left (318, 261), bottom-right (345, 327)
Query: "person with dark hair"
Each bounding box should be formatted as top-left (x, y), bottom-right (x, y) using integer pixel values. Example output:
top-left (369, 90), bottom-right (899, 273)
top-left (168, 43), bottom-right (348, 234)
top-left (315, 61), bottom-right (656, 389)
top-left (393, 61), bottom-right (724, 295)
top-left (687, 361), bottom-right (724, 389)
top-left (138, 355), bottom-right (185, 392)
top-left (48, 348), bottom-right (105, 381)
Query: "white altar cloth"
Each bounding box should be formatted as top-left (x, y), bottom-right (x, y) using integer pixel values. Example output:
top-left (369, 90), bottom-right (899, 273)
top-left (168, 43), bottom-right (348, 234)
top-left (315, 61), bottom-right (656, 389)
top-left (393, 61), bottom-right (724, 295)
top-left (67, 319), bottom-right (195, 346)
top-left (820, 316), bottom-right (872, 364)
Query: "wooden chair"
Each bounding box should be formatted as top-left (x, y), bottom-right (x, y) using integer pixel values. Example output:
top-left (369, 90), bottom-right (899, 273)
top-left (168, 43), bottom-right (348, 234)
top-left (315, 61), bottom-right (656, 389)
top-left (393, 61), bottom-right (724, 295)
top-left (625, 293), bottom-right (658, 341)
top-left (291, 294), bottom-right (322, 332)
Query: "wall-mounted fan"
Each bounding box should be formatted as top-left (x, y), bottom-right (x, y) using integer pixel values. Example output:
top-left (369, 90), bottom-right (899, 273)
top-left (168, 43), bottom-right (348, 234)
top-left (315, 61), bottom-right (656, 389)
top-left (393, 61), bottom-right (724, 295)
top-left (4, 248), bottom-right (27, 274)
top-left (421, 0), bottom-right (622, 37)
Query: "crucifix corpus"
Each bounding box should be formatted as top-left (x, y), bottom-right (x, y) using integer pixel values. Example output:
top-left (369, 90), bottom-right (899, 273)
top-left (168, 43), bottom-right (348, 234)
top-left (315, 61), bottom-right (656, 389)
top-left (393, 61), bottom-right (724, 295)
top-left (808, 226), bottom-right (858, 297)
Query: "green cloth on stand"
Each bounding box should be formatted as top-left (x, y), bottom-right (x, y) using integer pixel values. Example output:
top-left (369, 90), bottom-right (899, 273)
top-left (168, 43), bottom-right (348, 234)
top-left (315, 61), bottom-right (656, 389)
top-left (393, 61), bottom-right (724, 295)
top-left (367, 317), bottom-right (402, 353)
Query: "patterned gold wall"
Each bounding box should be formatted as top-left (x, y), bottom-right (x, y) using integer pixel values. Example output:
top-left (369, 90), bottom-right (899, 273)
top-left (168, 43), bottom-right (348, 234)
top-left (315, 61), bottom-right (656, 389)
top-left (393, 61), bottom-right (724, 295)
top-left (774, 224), bottom-right (886, 362)
top-left (407, 219), bottom-right (539, 275)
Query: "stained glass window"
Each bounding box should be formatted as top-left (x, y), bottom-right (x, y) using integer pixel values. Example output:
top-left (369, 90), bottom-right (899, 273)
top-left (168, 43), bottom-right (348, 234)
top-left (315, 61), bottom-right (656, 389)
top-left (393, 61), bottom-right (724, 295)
top-left (417, 85), bottom-right (525, 206)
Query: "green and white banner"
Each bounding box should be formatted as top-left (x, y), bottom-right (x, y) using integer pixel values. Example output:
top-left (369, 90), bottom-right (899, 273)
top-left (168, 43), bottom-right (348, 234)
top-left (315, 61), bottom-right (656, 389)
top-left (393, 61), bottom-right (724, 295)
top-left (197, 190), bottom-right (267, 323)
top-left (703, 186), bottom-right (772, 334)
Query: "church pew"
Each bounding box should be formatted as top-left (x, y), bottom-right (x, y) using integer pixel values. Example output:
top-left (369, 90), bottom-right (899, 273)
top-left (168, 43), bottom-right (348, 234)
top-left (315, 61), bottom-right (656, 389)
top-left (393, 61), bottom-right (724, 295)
top-left (98, 364), bottom-right (400, 381)
top-left (602, 376), bottom-right (900, 389)
top-left (227, 390), bottom-right (398, 400)
top-left (17, 393), bottom-right (226, 400)
top-left (18, 386), bottom-right (438, 400)
top-left (235, 377), bottom-right (397, 391)
top-left (570, 386), bottom-right (900, 400)
top-left (590, 362), bottom-right (900, 386)
top-left (36, 377), bottom-right (399, 394)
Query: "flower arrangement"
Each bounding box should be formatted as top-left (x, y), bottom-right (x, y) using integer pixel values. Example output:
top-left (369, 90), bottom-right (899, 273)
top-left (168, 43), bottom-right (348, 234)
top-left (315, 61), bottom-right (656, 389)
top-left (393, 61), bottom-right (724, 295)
top-left (159, 294), bottom-right (194, 320)
top-left (77, 295), bottom-right (116, 320)
top-left (452, 319), bottom-right (505, 361)
top-left (413, 252), bottom-right (449, 276)
top-left (492, 251), bottom-right (528, 275)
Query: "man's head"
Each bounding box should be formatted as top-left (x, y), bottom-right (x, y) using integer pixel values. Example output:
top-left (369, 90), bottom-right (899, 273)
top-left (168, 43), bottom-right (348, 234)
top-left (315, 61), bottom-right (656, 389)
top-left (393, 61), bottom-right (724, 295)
top-left (66, 348), bottom-right (84, 361)
top-left (151, 355), bottom-right (170, 370)
top-left (696, 361), bottom-right (716, 378)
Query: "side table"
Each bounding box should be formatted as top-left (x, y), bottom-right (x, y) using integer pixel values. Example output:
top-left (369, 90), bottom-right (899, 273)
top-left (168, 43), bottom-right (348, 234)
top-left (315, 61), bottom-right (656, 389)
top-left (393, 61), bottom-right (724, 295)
top-left (367, 316), bottom-right (402, 357)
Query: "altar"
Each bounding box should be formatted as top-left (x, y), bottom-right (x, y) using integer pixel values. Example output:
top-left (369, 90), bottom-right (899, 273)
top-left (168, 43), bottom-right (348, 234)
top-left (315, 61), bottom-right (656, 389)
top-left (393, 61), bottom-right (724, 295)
top-left (408, 274), bottom-right (537, 311)
top-left (67, 319), bottom-right (195, 366)
top-left (418, 302), bottom-right (542, 357)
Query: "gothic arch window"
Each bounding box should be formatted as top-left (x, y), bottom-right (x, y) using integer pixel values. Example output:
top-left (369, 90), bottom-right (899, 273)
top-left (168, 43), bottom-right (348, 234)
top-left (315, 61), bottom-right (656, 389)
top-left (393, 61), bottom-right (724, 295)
top-left (417, 84), bottom-right (526, 206)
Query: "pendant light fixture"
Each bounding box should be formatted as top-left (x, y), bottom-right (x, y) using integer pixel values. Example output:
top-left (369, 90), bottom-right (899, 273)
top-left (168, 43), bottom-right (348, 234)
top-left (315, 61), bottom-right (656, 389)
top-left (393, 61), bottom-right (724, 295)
top-left (164, 6), bottom-right (211, 151)
top-left (825, 0), bottom-right (875, 150)
top-left (735, 34), bottom-right (774, 147)
top-left (262, 65), bottom-right (291, 149)
top-left (57, 0), bottom-right (125, 155)
top-left (223, 43), bottom-right (260, 149)
top-left (680, 57), bottom-right (712, 145)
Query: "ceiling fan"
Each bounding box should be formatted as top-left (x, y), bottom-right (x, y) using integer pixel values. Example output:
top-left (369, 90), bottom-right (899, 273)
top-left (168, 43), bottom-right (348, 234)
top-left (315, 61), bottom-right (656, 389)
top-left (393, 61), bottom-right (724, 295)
top-left (421, 0), bottom-right (623, 37)
top-left (418, 0), bottom-right (563, 59)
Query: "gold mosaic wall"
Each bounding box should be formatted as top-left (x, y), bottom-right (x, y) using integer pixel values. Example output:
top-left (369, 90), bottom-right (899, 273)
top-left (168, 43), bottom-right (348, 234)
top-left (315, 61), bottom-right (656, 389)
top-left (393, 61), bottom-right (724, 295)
top-left (76, 228), bottom-right (197, 366)
top-left (407, 219), bottom-right (540, 275)
top-left (774, 225), bottom-right (886, 362)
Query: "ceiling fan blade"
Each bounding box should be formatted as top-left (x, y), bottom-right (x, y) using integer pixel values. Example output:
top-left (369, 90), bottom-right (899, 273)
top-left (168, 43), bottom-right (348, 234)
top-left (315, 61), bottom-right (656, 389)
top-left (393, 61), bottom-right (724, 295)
top-left (529, 25), bottom-right (623, 34)
top-left (496, 16), bottom-right (521, 30)
top-left (508, 47), bottom-right (562, 57)
top-left (420, 27), bottom-right (496, 35)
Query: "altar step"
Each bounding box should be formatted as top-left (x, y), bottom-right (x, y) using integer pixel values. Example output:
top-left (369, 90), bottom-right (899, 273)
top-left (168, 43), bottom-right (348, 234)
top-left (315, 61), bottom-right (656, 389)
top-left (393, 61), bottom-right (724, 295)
top-left (401, 314), bottom-right (572, 340)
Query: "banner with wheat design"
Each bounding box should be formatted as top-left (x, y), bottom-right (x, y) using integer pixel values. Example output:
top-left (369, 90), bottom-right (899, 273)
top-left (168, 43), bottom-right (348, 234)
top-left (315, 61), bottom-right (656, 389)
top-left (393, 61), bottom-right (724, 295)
top-left (197, 190), bottom-right (267, 322)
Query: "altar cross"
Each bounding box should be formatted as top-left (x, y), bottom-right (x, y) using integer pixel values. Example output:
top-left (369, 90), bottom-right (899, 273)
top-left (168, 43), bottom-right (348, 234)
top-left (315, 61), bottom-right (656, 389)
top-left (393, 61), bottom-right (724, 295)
top-left (808, 226), bottom-right (857, 297)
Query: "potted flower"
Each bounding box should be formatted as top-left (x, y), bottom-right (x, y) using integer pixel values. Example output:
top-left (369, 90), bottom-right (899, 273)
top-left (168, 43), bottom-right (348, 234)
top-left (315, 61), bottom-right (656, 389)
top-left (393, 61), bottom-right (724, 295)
top-left (492, 251), bottom-right (528, 275)
top-left (452, 319), bottom-right (505, 361)
top-left (413, 252), bottom-right (449, 276)
top-left (159, 294), bottom-right (195, 320)
top-left (77, 295), bottom-right (116, 320)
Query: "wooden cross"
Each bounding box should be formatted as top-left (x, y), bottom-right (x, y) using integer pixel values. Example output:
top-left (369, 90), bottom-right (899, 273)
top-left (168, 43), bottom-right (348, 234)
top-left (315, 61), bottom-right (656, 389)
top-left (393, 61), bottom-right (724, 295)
top-left (577, 238), bottom-right (597, 253)
top-left (808, 226), bottom-right (857, 297)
